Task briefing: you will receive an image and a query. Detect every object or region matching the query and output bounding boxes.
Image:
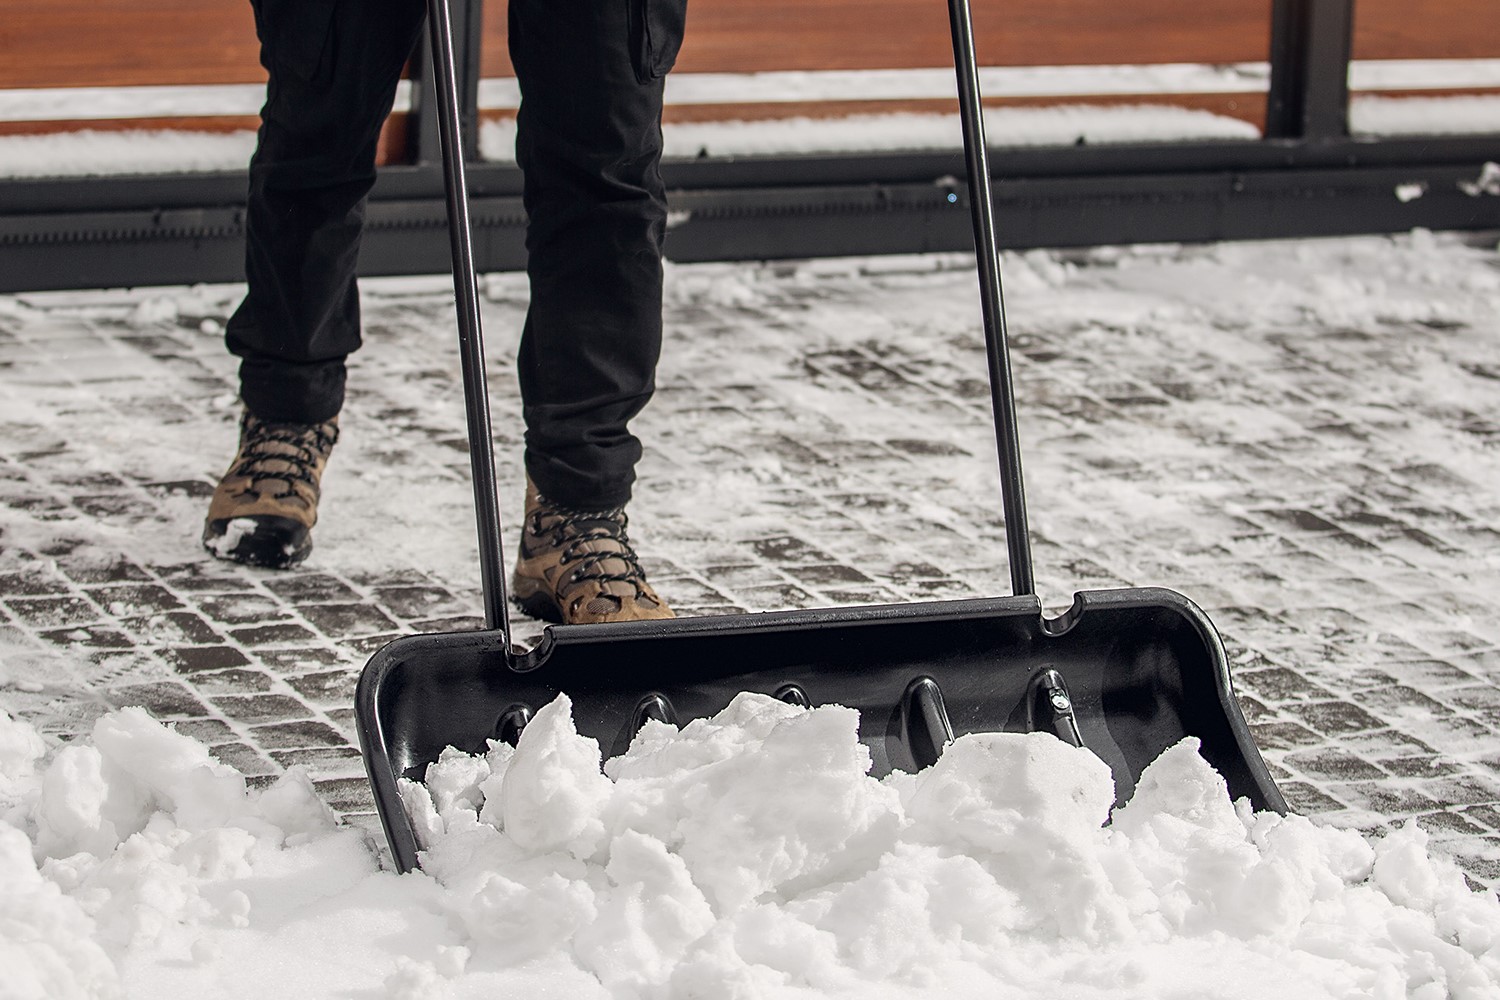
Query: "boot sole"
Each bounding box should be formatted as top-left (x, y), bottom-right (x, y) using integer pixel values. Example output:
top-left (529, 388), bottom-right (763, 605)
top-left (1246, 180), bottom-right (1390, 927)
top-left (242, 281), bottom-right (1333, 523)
top-left (511, 579), bottom-right (565, 624)
top-left (203, 517), bottom-right (312, 570)
top-left (511, 577), bottom-right (675, 625)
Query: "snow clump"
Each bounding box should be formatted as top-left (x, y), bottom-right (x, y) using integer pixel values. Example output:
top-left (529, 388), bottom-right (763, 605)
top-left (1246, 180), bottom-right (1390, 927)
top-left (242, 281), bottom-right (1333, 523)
top-left (4, 695), bottom-right (1500, 999)
top-left (406, 691), bottom-right (1500, 999)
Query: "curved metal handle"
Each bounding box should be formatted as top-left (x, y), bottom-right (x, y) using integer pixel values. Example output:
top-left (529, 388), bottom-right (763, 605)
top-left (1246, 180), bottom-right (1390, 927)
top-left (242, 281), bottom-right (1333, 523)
top-left (946, 0), bottom-right (1035, 597)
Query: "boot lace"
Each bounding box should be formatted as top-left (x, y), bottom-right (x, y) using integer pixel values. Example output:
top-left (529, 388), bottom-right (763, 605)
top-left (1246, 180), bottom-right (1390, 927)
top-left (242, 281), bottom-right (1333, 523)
top-left (233, 417), bottom-right (339, 501)
top-left (529, 503), bottom-right (652, 595)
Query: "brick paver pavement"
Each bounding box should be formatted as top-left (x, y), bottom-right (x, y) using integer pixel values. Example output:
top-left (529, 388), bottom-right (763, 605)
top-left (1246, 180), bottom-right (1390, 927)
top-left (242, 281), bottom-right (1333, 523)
top-left (3, 232), bottom-right (1499, 883)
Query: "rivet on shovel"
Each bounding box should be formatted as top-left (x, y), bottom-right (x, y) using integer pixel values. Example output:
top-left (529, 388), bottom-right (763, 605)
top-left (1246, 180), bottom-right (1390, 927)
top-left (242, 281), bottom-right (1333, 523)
top-left (632, 693), bottom-right (679, 734)
top-left (1027, 668), bottom-right (1084, 748)
top-left (494, 703), bottom-right (532, 747)
top-left (774, 683), bottom-right (812, 708)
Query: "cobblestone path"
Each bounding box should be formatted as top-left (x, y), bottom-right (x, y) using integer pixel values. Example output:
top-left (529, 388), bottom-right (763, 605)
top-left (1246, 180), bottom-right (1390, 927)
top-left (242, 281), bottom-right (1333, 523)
top-left (3, 232), bottom-right (1499, 884)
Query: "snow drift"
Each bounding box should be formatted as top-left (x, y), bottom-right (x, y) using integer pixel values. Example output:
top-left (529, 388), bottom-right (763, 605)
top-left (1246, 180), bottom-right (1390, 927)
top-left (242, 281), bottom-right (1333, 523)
top-left (4, 694), bottom-right (1500, 1000)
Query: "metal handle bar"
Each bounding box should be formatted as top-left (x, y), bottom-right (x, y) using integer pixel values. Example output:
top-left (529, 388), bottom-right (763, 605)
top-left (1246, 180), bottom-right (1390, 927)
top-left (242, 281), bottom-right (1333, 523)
top-left (426, 0), bottom-right (511, 637)
top-left (946, 0), bottom-right (1035, 597)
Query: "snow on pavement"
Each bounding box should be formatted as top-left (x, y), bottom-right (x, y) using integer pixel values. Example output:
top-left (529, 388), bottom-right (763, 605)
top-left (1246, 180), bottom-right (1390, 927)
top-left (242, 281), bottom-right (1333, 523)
top-left (3, 230), bottom-right (1500, 995)
top-left (5, 695), bottom-right (1500, 999)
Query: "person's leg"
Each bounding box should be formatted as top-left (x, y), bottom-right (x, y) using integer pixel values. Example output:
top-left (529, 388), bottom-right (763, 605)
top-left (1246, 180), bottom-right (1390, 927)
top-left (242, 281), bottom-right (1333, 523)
top-left (226, 0), bottom-right (427, 424)
top-left (508, 0), bottom-right (687, 621)
top-left (206, 0), bottom-right (425, 568)
top-left (509, 0), bottom-right (687, 511)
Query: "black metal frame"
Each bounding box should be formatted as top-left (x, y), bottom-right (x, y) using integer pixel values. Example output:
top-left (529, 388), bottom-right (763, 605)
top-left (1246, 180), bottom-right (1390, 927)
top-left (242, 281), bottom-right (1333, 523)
top-left (2, 0), bottom-right (1497, 293)
top-left (1266, 0), bottom-right (1353, 140)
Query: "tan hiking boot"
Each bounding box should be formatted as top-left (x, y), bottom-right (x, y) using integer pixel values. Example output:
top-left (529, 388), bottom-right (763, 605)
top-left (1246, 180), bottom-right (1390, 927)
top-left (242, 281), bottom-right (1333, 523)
top-left (202, 412), bottom-right (339, 569)
top-left (511, 478), bottom-right (674, 624)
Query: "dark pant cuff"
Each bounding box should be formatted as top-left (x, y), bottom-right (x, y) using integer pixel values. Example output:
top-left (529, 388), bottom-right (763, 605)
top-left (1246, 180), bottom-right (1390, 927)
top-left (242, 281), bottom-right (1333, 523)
top-left (238, 357), bottom-right (346, 424)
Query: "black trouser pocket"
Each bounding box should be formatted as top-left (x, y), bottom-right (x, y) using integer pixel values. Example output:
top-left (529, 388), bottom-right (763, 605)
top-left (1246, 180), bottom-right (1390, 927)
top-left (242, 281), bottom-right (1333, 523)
top-left (252, 0), bottom-right (340, 82)
top-left (629, 0), bottom-right (689, 83)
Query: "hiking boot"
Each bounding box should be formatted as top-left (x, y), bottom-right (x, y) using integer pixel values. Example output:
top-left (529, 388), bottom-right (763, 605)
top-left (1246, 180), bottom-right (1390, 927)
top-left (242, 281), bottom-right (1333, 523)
top-left (512, 478), bottom-right (674, 624)
top-left (202, 412), bottom-right (339, 569)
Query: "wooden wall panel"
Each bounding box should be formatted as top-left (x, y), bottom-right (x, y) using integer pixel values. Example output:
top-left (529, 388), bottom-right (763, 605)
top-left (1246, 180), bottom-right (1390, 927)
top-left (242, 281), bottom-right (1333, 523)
top-left (481, 0), bottom-right (1274, 78)
top-left (1353, 0), bottom-right (1500, 60)
top-left (0, 1), bottom-right (264, 88)
top-left (3, 1), bottom-right (1495, 94)
top-left (0, 0), bottom-right (1490, 158)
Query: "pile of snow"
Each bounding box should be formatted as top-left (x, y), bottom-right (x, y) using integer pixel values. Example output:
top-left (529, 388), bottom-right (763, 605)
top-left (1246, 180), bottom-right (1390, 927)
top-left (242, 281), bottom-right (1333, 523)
top-left (0, 105), bottom-right (1257, 180)
top-left (1351, 95), bottom-right (1500, 138)
top-left (0, 130), bottom-right (257, 179)
top-left (5, 694), bottom-right (1500, 999)
top-left (9, 97), bottom-right (1494, 181)
top-left (481, 105), bottom-right (1259, 163)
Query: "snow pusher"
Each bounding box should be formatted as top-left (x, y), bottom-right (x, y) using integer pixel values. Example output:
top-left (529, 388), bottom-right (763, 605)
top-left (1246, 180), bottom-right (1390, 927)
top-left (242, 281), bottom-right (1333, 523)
top-left (357, 0), bottom-right (1287, 873)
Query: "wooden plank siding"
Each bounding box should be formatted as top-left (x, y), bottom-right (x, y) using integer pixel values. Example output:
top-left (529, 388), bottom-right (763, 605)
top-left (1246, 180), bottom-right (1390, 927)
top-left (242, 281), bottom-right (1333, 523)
top-left (0, 2), bottom-right (264, 88)
top-left (1349, 0), bottom-right (1500, 110)
top-left (1353, 0), bottom-right (1500, 60)
top-left (481, 0), bottom-right (1275, 130)
top-left (480, 0), bottom-right (1272, 74)
top-left (0, 1), bottom-right (1494, 163)
top-left (1, 0), bottom-right (1274, 86)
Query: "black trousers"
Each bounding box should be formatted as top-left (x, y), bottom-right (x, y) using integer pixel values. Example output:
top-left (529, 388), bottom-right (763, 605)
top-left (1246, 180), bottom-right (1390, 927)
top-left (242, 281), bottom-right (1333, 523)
top-left (226, 0), bottom-right (687, 509)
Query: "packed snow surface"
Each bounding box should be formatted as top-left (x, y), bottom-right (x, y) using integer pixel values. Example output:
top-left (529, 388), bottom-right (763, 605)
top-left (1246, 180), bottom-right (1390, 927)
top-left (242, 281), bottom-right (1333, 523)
top-left (5, 695), bottom-right (1500, 1000)
top-left (481, 105), bottom-right (1259, 163)
top-left (1350, 95), bottom-right (1500, 138)
top-left (2, 95), bottom-right (1489, 179)
top-left (0, 107), bottom-right (1255, 180)
top-left (0, 130), bottom-right (257, 179)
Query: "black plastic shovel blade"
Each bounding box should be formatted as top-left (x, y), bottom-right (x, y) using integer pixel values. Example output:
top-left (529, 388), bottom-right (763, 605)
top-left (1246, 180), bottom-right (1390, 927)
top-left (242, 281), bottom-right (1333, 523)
top-left (356, 587), bottom-right (1285, 872)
